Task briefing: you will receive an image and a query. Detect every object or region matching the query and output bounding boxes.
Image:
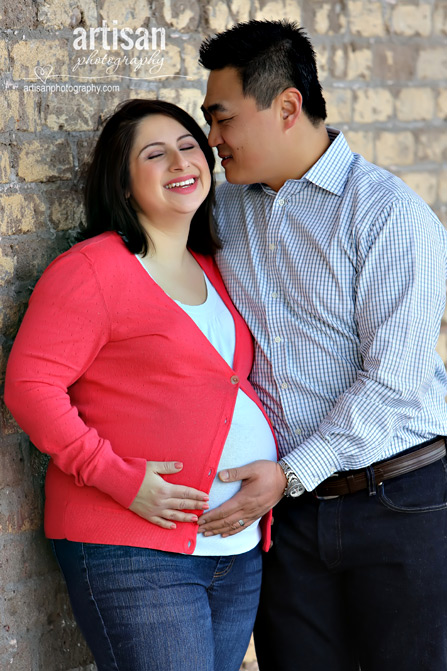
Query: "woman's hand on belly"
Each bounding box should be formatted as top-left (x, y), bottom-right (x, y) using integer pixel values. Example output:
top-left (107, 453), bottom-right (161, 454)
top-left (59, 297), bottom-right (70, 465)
top-left (129, 461), bottom-right (210, 529)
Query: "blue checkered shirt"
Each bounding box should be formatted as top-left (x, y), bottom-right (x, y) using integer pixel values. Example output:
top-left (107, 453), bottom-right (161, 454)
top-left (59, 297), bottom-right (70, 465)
top-left (214, 128), bottom-right (447, 491)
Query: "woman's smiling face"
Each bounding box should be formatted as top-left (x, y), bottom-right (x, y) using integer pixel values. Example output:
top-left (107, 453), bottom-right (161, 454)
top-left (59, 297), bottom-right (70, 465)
top-left (128, 114), bottom-right (211, 226)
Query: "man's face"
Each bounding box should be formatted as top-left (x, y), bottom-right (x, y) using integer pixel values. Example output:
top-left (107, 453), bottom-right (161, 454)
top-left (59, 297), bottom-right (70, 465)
top-left (202, 67), bottom-right (279, 186)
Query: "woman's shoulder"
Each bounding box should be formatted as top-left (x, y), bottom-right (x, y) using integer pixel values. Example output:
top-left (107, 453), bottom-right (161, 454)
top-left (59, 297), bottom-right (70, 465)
top-left (66, 231), bottom-right (128, 261)
top-left (46, 232), bottom-right (131, 276)
top-left (36, 232), bottom-right (134, 298)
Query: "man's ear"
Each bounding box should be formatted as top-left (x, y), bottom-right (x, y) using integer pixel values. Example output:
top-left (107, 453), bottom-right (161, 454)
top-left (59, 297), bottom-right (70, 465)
top-left (279, 88), bottom-right (302, 129)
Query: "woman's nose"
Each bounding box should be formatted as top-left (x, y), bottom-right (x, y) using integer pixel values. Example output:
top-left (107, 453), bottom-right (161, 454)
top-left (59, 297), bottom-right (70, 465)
top-left (169, 149), bottom-right (190, 170)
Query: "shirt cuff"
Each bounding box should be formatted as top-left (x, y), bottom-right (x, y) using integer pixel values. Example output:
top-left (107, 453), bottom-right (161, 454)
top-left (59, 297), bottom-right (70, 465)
top-left (281, 432), bottom-right (343, 491)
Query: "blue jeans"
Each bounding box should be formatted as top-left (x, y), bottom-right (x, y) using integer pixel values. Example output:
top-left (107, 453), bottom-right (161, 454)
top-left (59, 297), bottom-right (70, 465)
top-left (51, 540), bottom-right (262, 671)
top-left (255, 443), bottom-right (447, 671)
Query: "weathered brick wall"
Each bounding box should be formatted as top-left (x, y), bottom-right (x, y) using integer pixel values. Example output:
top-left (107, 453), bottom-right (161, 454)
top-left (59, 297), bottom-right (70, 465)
top-left (0, 1), bottom-right (446, 669)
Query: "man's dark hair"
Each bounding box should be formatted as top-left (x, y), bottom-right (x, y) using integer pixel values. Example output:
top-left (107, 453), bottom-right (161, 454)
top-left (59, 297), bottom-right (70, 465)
top-left (199, 20), bottom-right (326, 125)
top-left (84, 99), bottom-right (219, 256)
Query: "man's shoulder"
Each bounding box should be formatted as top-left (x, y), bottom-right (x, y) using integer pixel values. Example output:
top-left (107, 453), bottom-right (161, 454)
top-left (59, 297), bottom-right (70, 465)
top-left (332, 131), bottom-right (413, 205)
top-left (347, 153), bottom-right (431, 213)
top-left (344, 154), bottom-right (446, 251)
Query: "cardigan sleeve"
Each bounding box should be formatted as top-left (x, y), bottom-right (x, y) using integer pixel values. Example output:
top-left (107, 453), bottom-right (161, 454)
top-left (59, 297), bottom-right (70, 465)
top-left (4, 250), bottom-right (147, 509)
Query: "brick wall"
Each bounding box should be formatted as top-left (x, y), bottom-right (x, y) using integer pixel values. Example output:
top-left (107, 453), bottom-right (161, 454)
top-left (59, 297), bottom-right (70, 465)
top-left (0, 1), bottom-right (446, 669)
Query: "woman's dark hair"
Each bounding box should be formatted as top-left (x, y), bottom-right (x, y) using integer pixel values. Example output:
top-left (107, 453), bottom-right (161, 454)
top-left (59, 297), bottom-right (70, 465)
top-left (199, 20), bottom-right (326, 126)
top-left (84, 99), bottom-right (219, 256)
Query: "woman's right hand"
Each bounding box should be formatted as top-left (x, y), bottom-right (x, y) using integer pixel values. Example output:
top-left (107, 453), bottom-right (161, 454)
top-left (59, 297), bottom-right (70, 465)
top-left (129, 461), bottom-right (209, 529)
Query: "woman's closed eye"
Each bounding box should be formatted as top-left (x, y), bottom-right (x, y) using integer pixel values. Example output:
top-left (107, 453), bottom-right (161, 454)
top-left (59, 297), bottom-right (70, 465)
top-left (146, 152), bottom-right (164, 160)
top-left (146, 144), bottom-right (197, 159)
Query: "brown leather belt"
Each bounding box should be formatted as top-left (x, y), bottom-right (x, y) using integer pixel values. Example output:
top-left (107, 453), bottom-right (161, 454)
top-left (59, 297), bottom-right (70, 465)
top-left (314, 438), bottom-right (446, 499)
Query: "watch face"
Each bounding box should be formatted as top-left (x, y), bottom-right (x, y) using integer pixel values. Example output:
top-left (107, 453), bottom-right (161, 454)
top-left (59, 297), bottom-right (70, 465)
top-left (289, 482), bottom-right (305, 497)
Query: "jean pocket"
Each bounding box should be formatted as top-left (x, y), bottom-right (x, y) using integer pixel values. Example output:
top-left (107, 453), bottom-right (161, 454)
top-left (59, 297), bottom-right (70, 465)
top-left (377, 457), bottom-right (447, 513)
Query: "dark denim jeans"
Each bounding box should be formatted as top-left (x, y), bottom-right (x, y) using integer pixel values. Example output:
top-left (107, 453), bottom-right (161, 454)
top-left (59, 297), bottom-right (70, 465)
top-left (255, 448), bottom-right (447, 671)
top-left (52, 540), bottom-right (262, 671)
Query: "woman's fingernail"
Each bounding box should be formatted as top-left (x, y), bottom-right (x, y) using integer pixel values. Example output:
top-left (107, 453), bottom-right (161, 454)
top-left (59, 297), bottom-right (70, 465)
top-left (220, 470), bottom-right (229, 481)
top-left (204, 532), bottom-right (213, 537)
top-left (202, 504), bottom-right (209, 510)
top-left (170, 523), bottom-right (176, 529)
top-left (191, 516), bottom-right (198, 522)
top-left (174, 462), bottom-right (183, 469)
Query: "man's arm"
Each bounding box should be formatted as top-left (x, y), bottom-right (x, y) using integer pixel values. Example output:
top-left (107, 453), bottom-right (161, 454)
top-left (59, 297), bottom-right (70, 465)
top-left (199, 199), bottom-right (447, 535)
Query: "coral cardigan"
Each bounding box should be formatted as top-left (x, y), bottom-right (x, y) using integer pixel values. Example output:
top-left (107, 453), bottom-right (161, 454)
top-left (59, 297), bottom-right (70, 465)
top-left (5, 232), bottom-right (276, 554)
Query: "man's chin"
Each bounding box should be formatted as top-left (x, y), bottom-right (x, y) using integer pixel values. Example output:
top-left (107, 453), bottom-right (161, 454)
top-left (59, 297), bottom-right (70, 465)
top-left (223, 167), bottom-right (258, 186)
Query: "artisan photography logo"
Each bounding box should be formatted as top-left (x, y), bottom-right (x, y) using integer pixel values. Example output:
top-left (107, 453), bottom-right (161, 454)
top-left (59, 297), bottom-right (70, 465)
top-left (72, 20), bottom-right (166, 75)
top-left (18, 18), bottom-right (180, 93)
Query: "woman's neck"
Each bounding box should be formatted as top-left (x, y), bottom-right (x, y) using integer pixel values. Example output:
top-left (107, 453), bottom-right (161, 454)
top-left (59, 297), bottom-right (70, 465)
top-left (139, 215), bottom-right (191, 270)
top-left (136, 216), bottom-right (206, 305)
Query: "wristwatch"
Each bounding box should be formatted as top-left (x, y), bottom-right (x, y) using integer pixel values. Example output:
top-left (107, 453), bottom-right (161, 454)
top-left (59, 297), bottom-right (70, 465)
top-left (278, 459), bottom-right (306, 498)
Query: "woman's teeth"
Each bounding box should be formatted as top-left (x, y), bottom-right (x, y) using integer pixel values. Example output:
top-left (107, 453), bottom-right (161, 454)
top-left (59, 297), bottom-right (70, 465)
top-left (165, 178), bottom-right (195, 189)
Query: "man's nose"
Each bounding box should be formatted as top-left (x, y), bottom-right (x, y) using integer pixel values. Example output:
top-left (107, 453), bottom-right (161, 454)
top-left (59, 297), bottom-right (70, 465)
top-left (207, 121), bottom-right (222, 148)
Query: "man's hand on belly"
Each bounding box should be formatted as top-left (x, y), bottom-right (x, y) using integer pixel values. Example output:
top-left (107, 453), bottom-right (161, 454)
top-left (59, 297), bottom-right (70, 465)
top-left (197, 460), bottom-right (286, 537)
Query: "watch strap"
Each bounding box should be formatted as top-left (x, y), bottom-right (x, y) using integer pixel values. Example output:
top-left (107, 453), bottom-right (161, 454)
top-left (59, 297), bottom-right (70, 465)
top-left (278, 459), bottom-right (306, 497)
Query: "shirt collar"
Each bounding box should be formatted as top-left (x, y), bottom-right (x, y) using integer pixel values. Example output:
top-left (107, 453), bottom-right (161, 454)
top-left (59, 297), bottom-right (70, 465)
top-left (255, 127), bottom-right (354, 198)
top-left (303, 128), bottom-right (354, 196)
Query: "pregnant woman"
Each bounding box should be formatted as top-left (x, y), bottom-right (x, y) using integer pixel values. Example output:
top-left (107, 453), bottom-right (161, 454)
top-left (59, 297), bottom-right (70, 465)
top-left (5, 99), bottom-right (277, 671)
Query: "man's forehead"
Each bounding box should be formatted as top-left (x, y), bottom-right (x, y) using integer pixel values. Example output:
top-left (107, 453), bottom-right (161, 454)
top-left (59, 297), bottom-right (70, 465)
top-left (202, 67), bottom-right (243, 109)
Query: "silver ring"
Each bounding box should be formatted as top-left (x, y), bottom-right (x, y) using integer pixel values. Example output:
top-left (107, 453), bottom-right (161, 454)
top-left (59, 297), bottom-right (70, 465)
top-left (238, 519), bottom-right (245, 527)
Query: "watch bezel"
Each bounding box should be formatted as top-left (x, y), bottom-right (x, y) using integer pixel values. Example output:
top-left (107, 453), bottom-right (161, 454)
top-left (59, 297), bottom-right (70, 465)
top-left (286, 480), bottom-right (306, 497)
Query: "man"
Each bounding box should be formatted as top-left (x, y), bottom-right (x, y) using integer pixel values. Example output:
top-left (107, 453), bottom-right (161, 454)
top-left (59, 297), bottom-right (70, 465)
top-left (197, 19), bottom-right (447, 671)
